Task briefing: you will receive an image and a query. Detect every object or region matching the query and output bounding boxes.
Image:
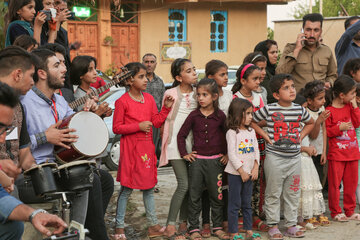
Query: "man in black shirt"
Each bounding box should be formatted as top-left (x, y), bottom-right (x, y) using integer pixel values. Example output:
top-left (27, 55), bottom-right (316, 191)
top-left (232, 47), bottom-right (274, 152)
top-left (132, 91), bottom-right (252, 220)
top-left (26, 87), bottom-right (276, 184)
top-left (0, 46), bottom-right (38, 178)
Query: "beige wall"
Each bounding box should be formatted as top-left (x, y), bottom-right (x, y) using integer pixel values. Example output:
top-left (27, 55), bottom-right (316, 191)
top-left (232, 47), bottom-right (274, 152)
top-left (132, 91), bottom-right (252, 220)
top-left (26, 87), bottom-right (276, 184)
top-left (274, 17), bottom-right (348, 56)
top-left (140, 2), bottom-right (268, 83)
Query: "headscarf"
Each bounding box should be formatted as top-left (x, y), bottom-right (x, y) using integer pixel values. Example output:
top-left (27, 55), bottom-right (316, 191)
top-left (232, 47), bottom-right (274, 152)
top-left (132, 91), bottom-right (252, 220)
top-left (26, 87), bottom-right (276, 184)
top-left (254, 40), bottom-right (277, 76)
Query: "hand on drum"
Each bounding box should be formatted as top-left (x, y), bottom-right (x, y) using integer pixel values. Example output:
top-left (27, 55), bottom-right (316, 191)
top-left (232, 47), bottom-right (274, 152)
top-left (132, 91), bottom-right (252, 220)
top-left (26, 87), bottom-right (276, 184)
top-left (139, 121), bottom-right (152, 132)
top-left (32, 212), bottom-right (67, 237)
top-left (45, 120), bottom-right (78, 149)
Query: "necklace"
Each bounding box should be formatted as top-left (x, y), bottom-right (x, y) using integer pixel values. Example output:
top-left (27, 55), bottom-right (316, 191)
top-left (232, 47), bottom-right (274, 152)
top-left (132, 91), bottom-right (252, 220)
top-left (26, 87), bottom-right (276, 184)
top-left (129, 91), bottom-right (145, 103)
top-left (240, 90), bottom-right (252, 98)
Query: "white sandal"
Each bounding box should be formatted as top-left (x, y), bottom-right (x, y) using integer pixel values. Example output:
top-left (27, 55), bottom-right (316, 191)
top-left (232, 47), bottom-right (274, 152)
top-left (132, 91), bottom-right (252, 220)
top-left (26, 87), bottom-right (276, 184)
top-left (333, 213), bottom-right (349, 222)
top-left (304, 222), bottom-right (317, 230)
top-left (348, 213), bottom-right (360, 221)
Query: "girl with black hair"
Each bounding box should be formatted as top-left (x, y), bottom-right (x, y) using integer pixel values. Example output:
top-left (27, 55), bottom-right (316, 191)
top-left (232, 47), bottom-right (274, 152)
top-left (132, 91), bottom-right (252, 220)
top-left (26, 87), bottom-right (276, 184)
top-left (160, 58), bottom-right (197, 239)
top-left (325, 75), bottom-right (360, 222)
top-left (112, 62), bottom-right (174, 240)
top-left (5, 0), bottom-right (46, 46)
top-left (178, 78), bottom-right (228, 240)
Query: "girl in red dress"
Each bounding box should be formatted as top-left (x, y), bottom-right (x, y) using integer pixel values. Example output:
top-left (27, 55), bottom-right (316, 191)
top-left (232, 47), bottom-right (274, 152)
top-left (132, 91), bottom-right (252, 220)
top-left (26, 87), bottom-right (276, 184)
top-left (112, 62), bottom-right (174, 240)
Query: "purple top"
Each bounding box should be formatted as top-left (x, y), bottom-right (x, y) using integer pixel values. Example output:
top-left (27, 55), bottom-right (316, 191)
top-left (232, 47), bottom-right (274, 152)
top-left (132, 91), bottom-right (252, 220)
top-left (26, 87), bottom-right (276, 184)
top-left (177, 108), bottom-right (227, 157)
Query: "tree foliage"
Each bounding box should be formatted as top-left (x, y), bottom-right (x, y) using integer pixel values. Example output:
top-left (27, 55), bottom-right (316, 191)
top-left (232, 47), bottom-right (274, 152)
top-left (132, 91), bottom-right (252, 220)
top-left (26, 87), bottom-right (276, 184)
top-left (0, 2), bottom-right (7, 50)
top-left (293, 0), bottom-right (360, 19)
top-left (267, 27), bottom-right (274, 40)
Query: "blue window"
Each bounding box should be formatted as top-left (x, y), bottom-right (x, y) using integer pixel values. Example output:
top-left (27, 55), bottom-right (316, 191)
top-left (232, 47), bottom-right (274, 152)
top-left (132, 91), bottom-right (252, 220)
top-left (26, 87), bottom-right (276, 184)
top-left (210, 10), bottom-right (227, 52)
top-left (168, 9), bottom-right (186, 41)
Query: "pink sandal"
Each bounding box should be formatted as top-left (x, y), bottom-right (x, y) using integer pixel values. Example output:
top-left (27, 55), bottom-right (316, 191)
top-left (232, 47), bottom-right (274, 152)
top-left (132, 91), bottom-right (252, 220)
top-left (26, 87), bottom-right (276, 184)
top-left (284, 226), bottom-right (305, 238)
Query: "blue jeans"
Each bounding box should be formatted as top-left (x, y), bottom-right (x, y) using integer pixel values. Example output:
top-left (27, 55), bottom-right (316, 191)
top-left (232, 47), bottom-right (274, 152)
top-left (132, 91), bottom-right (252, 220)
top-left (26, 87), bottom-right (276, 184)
top-left (115, 186), bottom-right (158, 228)
top-left (0, 220), bottom-right (24, 240)
top-left (228, 174), bottom-right (253, 234)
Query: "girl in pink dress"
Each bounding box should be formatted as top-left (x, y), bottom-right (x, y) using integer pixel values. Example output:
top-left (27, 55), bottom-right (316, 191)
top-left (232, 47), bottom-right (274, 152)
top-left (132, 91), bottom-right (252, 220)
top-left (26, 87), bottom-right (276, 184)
top-left (112, 62), bottom-right (174, 240)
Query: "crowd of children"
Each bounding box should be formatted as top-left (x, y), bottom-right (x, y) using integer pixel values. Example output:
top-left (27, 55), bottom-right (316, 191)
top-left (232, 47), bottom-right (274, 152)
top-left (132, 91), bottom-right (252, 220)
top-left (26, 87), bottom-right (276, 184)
top-left (109, 53), bottom-right (360, 240)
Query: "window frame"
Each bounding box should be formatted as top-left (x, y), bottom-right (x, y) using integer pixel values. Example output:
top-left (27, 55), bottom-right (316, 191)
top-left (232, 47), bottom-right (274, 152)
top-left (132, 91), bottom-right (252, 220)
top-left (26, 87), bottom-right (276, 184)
top-left (210, 10), bottom-right (228, 53)
top-left (168, 9), bottom-right (187, 42)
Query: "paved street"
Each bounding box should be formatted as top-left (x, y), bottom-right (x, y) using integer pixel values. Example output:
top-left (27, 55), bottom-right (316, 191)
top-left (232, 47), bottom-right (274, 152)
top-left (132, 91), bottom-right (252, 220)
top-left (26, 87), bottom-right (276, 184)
top-left (105, 168), bottom-right (360, 240)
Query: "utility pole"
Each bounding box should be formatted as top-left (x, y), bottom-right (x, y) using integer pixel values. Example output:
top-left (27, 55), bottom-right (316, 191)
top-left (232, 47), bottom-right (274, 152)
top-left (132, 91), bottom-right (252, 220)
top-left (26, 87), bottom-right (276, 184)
top-left (319, 0), bottom-right (323, 14)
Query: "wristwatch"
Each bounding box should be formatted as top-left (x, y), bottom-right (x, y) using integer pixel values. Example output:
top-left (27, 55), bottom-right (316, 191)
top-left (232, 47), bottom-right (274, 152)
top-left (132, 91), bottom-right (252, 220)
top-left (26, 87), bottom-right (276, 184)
top-left (29, 209), bottom-right (48, 223)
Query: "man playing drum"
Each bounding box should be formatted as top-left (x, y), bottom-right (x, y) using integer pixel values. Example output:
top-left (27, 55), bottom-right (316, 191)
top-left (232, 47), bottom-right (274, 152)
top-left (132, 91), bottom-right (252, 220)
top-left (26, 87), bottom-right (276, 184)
top-left (0, 46), bottom-right (38, 184)
top-left (0, 81), bottom-right (67, 240)
top-left (40, 43), bottom-right (115, 240)
top-left (19, 48), bottom-right (111, 234)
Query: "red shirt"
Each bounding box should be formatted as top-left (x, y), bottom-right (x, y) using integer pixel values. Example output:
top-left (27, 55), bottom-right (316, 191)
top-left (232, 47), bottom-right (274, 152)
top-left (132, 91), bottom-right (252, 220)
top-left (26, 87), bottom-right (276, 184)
top-left (90, 77), bottom-right (109, 97)
top-left (326, 103), bottom-right (360, 161)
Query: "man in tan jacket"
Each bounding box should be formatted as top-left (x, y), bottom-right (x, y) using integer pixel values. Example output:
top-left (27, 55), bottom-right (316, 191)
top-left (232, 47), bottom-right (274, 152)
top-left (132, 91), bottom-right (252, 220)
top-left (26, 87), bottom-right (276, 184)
top-left (276, 13), bottom-right (337, 92)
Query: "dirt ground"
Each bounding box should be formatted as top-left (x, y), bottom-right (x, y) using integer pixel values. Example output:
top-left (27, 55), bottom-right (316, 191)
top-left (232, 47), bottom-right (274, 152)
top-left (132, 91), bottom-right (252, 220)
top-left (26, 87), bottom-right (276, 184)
top-left (104, 168), bottom-right (360, 240)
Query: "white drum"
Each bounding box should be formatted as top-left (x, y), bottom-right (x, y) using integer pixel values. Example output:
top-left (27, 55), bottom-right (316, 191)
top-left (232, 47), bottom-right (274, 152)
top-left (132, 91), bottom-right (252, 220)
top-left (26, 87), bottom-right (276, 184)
top-left (55, 111), bottom-right (109, 163)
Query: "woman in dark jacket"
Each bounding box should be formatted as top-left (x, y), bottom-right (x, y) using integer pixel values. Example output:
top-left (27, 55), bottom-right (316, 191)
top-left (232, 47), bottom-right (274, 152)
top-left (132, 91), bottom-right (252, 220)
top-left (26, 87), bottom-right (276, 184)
top-left (254, 39), bottom-right (279, 104)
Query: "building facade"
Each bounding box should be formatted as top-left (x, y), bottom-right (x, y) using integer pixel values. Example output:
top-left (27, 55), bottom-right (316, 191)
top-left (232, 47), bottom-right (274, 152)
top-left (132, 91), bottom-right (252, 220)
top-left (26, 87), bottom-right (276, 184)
top-left (66, 0), bottom-right (291, 82)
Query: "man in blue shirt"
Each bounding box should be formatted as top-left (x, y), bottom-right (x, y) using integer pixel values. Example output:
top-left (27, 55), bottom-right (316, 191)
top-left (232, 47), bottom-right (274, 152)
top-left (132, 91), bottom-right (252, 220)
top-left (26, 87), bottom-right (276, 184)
top-left (335, 16), bottom-right (360, 74)
top-left (0, 82), bottom-right (67, 240)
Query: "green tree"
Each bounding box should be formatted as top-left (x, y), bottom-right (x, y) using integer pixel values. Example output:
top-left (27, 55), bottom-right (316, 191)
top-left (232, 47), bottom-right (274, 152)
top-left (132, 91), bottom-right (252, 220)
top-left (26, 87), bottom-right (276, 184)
top-left (293, 0), bottom-right (360, 18)
top-left (267, 27), bottom-right (274, 40)
top-left (0, 2), bottom-right (7, 50)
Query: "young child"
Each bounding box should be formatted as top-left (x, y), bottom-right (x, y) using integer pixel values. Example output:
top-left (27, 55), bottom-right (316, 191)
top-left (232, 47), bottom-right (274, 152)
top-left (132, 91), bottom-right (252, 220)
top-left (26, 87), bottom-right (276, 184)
top-left (200, 59), bottom-right (233, 237)
top-left (343, 58), bottom-right (360, 83)
top-left (225, 98), bottom-right (261, 240)
top-left (70, 55), bottom-right (98, 111)
top-left (232, 63), bottom-right (268, 232)
top-left (295, 83), bottom-right (330, 229)
top-left (206, 59), bottom-right (233, 115)
top-left (243, 52), bottom-right (268, 105)
top-left (252, 74), bottom-right (314, 239)
top-left (355, 83), bottom-right (360, 209)
top-left (13, 34), bottom-right (39, 52)
top-left (5, 0), bottom-right (46, 46)
top-left (112, 62), bottom-right (174, 240)
top-left (325, 75), bottom-right (360, 222)
top-left (177, 78), bottom-right (228, 240)
top-left (160, 58), bottom-right (198, 239)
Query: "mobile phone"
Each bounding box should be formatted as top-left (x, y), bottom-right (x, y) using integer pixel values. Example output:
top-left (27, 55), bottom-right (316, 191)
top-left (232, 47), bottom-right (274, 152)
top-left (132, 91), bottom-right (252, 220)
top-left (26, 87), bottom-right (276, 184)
top-left (40, 10), bottom-right (52, 21)
top-left (301, 28), bottom-right (306, 47)
top-left (68, 12), bottom-right (76, 20)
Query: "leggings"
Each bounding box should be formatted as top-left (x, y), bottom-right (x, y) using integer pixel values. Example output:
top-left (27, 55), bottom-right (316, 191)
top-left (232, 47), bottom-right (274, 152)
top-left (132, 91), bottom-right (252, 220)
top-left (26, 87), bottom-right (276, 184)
top-left (166, 159), bottom-right (189, 225)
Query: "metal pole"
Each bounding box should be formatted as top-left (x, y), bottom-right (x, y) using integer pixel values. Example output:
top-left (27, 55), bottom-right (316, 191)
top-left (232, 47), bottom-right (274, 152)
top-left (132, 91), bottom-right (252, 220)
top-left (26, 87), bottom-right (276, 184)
top-left (319, 0), bottom-right (323, 14)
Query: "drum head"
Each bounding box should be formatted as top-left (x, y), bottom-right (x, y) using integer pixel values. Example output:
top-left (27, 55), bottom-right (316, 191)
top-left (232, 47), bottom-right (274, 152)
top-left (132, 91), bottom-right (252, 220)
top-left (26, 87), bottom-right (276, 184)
top-left (58, 160), bottom-right (96, 169)
top-left (24, 163), bottom-right (57, 175)
top-left (69, 112), bottom-right (109, 157)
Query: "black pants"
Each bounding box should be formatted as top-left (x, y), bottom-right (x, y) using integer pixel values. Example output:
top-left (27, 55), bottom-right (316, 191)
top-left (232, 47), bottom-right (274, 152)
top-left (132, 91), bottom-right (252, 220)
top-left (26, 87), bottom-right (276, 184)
top-left (188, 157), bottom-right (224, 232)
top-left (85, 169), bottom-right (114, 240)
top-left (201, 189), bottom-right (228, 224)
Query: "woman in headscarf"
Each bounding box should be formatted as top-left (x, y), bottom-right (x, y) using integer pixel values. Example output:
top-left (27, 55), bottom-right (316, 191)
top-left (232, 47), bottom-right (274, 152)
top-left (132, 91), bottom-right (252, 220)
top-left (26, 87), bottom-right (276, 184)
top-left (254, 39), bottom-right (278, 104)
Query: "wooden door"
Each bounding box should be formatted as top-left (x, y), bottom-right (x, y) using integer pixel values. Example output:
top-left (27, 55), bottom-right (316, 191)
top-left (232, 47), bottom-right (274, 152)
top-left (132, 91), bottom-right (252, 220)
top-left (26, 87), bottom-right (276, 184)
top-left (111, 24), bottom-right (139, 67)
top-left (67, 22), bottom-right (99, 61)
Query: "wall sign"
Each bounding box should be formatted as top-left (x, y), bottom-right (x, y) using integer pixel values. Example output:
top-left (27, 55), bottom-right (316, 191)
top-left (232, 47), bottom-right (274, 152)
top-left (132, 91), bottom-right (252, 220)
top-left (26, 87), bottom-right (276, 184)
top-left (160, 42), bottom-right (191, 63)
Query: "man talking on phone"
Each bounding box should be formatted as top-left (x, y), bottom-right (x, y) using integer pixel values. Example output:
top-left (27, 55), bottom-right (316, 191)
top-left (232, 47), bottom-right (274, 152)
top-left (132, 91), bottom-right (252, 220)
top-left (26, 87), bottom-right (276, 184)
top-left (276, 13), bottom-right (337, 92)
